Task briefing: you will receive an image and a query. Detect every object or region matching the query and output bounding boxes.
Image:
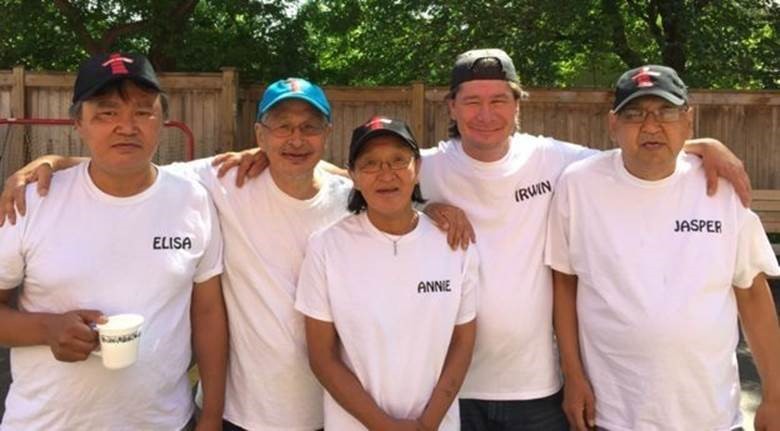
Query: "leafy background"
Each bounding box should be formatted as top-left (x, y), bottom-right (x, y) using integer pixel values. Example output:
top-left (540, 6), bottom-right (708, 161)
top-left (1, 0), bottom-right (777, 88)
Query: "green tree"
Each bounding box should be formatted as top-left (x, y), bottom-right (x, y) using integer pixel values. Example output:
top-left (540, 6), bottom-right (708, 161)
top-left (1, 0), bottom-right (776, 88)
top-left (299, 0), bottom-right (778, 88)
top-left (0, 0), bottom-right (306, 83)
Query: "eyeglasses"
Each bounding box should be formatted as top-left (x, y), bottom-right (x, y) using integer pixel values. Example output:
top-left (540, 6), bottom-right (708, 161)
top-left (355, 157), bottom-right (414, 174)
top-left (618, 106), bottom-right (688, 123)
top-left (260, 121), bottom-right (328, 138)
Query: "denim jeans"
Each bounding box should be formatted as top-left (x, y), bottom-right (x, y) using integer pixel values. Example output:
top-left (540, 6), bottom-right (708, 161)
top-left (460, 389), bottom-right (569, 431)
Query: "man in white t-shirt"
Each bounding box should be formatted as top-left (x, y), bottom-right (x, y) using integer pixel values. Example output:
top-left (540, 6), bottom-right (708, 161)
top-left (188, 78), bottom-right (352, 431)
top-left (418, 49), bottom-right (755, 431)
top-left (0, 53), bottom-right (227, 430)
top-left (546, 65), bottom-right (780, 431)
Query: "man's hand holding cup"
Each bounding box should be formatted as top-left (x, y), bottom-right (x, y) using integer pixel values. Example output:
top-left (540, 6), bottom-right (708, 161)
top-left (44, 309), bottom-right (106, 362)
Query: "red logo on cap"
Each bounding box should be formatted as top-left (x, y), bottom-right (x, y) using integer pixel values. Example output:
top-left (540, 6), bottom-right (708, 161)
top-left (367, 116), bottom-right (391, 130)
top-left (632, 67), bottom-right (660, 88)
top-left (102, 53), bottom-right (133, 75)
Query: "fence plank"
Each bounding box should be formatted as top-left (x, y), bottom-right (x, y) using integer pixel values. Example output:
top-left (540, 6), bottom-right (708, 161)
top-left (410, 82), bottom-right (425, 147)
top-left (220, 68), bottom-right (238, 152)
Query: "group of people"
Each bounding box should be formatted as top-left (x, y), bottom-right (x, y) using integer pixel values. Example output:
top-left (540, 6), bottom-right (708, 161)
top-left (0, 45), bottom-right (777, 431)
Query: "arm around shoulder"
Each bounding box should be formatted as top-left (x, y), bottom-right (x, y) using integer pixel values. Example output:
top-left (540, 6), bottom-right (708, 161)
top-left (1, 154), bottom-right (86, 225)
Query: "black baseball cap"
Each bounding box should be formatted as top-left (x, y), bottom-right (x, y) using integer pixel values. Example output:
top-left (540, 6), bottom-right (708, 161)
top-left (613, 65), bottom-right (688, 112)
top-left (72, 52), bottom-right (162, 104)
top-left (450, 48), bottom-right (519, 90)
top-left (348, 116), bottom-right (420, 167)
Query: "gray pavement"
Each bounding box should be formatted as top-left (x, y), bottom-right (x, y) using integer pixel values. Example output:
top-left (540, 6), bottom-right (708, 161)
top-left (0, 280), bottom-right (778, 427)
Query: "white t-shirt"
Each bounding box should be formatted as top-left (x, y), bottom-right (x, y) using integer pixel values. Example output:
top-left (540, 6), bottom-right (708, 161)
top-left (0, 162), bottom-right (223, 431)
top-left (294, 212), bottom-right (478, 431)
top-left (419, 133), bottom-right (595, 400)
top-left (545, 151), bottom-right (780, 431)
top-left (171, 159), bottom-right (352, 430)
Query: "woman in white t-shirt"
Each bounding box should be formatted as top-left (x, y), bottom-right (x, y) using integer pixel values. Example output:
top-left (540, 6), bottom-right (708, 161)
top-left (295, 116), bottom-right (478, 431)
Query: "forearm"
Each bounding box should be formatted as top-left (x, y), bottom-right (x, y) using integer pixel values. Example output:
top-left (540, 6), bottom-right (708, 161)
top-left (0, 302), bottom-right (52, 347)
top-left (552, 270), bottom-right (587, 379)
top-left (419, 320), bottom-right (476, 430)
top-left (191, 282), bottom-right (229, 421)
top-left (311, 353), bottom-right (393, 429)
top-left (735, 277), bottom-right (780, 400)
top-left (37, 155), bottom-right (86, 171)
top-left (681, 138), bottom-right (723, 156)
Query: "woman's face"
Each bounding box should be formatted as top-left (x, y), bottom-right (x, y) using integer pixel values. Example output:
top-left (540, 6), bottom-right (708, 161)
top-left (350, 135), bottom-right (420, 217)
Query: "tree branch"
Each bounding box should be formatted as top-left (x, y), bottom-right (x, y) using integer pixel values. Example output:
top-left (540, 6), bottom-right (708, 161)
top-left (643, 0), bottom-right (665, 48)
top-left (52, 0), bottom-right (99, 54)
top-left (171, 0), bottom-right (199, 19)
top-left (601, 0), bottom-right (644, 67)
top-left (147, 0), bottom-right (201, 70)
top-left (657, 0), bottom-right (688, 72)
top-left (101, 20), bottom-right (148, 50)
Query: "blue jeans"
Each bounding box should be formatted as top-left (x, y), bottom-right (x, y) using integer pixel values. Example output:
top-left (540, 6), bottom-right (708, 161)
top-left (460, 389), bottom-right (569, 431)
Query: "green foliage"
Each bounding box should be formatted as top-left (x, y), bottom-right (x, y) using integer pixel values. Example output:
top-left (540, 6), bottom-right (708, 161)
top-left (0, 0), bottom-right (306, 83)
top-left (0, 0), bottom-right (84, 70)
top-left (167, 0), bottom-right (313, 83)
top-left (0, 0), bottom-right (777, 88)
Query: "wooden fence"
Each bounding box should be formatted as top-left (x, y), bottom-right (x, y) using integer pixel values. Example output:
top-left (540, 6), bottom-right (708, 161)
top-left (0, 67), bottom-right (237, 180)
top-left (2, 67), bottom-right (779, 189)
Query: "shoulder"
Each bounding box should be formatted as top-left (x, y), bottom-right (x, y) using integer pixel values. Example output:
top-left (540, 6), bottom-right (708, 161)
top-left (417, 214), bottom-right (467, 254)
top-left (308, 214), bottom-right (360, 248)
top-left (314, 168), bottom-right (353, 207)
top-left (421, 139), bottom-right (457, 161)
top-left (678, 152), bottom-right (706, 176)
top-left (419, 213), bottom-right (446, 238)
top-left (678, 153), bottom-right (724, 190)
top-left (25, 162), bottom-right (83, 208)
top-left (513, 133), bottom-right (567, 152)
top-left (524, 134), bottom-right (598, 164)
top-left (558, 149), bottom-right (615, 183)
top-left (679, 153), bottom-right (741, 205)
top-left (161, 157), bottom-right (215, 183)
top-left (157, 167), bottom-right (213, 204)
top-left (319, 168), bottom-right (353, 192)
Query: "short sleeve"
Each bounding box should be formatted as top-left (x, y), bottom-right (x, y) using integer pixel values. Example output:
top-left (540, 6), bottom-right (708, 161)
top-left (0, 188), bottom-right (33, 290)
top-left (456, 246), bottom-right (479, 325)
top-left (732, 210), bottom-right (780, 288)
top-left (545, 173), bottom-right (575, 275)
top-left (294, 235), bottom-right (334, 322)
top-left (193, 195), bottom-right (224, 283)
